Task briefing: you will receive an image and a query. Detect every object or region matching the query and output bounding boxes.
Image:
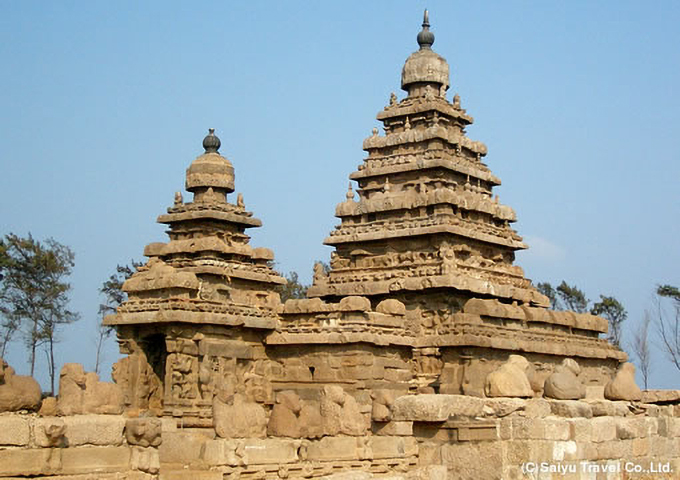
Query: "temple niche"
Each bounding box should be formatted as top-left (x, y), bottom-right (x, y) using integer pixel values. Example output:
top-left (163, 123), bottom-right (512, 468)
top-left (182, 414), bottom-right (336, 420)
top-left (106, 11), bottom-right (625, 431)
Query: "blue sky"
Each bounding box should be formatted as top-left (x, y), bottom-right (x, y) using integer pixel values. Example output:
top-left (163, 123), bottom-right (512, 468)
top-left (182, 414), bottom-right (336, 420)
top-left (1, 1), bottom-right (678, 389)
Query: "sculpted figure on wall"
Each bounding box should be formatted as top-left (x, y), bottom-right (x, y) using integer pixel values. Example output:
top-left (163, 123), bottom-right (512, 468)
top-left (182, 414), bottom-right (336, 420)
top-left (0, 356), bottom-right (42, 412)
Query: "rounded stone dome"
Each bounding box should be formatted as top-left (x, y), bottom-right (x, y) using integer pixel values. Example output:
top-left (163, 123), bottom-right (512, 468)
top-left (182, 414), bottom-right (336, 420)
top-left (401, 48), bottom-right (450, 92)
top-left (185, 129), bottom-right (235, 193)
top-left (401, 10), bottom-right (450, 92)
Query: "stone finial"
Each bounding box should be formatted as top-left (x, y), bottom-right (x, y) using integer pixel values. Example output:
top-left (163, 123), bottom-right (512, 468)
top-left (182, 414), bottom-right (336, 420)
top-left (174, 191), bottom-right (183, 206)
top-left (346, 182), bottom-right (354, 201)
top-left (372, 127), bottom-right (379, 137)
top-left (417, 9), bottom-right (435, 49)
top-left (202, 128), bottom-right (221, 153)
top-left (390, 92), bottom-right (397, 105)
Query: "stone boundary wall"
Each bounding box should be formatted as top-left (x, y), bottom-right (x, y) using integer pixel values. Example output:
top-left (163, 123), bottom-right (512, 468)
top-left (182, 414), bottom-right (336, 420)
top-left (1, 395), bottom-right (679, 479)
top-left (0, 413), bottom-right (160, 479)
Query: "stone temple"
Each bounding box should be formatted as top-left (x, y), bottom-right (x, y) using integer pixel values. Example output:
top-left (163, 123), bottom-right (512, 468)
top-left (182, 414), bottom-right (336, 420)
top-left (1, 11), bottom-right (678, 480)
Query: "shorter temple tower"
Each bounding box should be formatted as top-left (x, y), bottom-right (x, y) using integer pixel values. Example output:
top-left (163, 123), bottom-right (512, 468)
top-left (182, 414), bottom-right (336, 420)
top-left (106, 130), bottom-right (285, 425)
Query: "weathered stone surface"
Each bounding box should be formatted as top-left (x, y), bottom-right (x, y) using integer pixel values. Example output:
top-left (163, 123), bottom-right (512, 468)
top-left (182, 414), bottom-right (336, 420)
top-left (305, 436), bottom-right (359, 462)
top-left (0, 414), bottom-right (30, 445)
top-left (371, 389), bottom-right (396, 422)
top-left (524, 398), bottom-right (551, 418)
top-left (587, 400), bottom-right (630, 417)
top-left (159, 431), bottom-right (210, 465)
top-left (543, 358), bottom-right (585, 400)
top-left (604, 362), bottom-right (643, 401)
top-left (549, 399), bottom-right (593, 418)
top-left (321, 385), bottom-right (368, 435)
top-left (482, 398), bottom-right (525, 417)
top-left (130, 446), bottom-right (160, 474)
top-left (373, 421), bottom-right (413, 436)
top-left (0, 357), bottom-right (42, 412)
top-left (59, 446), bottom-right (131, 475)
top-left (338, 295), bottom-right (371, 311)
top-left (38, 396), bottom-right (57, 416)
top-left (268, 390), bottom-right (303, 438)
top-left (35, 415), bottom-right (125, 447)
top-left (34, 417), bottom-right (67, 447)
top-left (641, 389), bottom-right (680, 404)
top-left (484, 355), bottom-right (534, 398)
top-left (0, 448), bottom-right (58, 477)
top-left (376, 299), bottom-right (406, 316)
top-left (126, 417), bottom-right (162, 447)
top-left (391, 394), bottom-right (485, 421)
top-left (214, 392), bottom-right (267, 438)
top-left (57, 363), bottom-right (123, 415)
top-left (240, 438), bottom-right (299, 465)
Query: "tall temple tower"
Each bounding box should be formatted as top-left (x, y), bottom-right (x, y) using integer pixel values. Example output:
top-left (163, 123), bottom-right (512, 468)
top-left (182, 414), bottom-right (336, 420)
top-left (309, 11), bottom-right (548, 320)
top-left (307, 11), bottom-right (623, 392)
top-left (106, 130), bottom-right (285, 424)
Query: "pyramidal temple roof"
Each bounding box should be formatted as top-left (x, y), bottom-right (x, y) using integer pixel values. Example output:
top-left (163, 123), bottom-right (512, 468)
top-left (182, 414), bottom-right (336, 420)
top-left (306, 11), bottom-right (548, 309)
top-left (106, 129), bottom-right (285, 330)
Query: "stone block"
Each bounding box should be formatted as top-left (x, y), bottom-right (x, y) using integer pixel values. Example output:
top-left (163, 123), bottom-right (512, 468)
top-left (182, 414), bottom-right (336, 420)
top-left (632, 437), bottom-right (650, 457)
top-left (549, 400), bottom-right (593, 418)
top-left (161, 471), bottom-right (223, 480)
top-left (524, 398), bottom-right (551, 418)
top-left (373, 421), bottom-right (413, 436)
top-left (241, 438), bottom-right (299, 465)
top-left (305, 436), bottom-right (359, 462)
top-left (590, 417), bottom-right (617, 443)
top-left (552, 440), bottom-right (578, 461)
top-left (62, 414), bottom-right (125, 446)
top-left (198, 339), bottom-right (253, 359)
top-left (585, 385), bottom-right (605, 399)
top-left (442, 441), bottom-right (502, 478)
top-left (457, 424), bottom-right (498, 441)
top-left (543, 419), bottom-right (571, 441)
top-left (0, 448), bottom-right (57, 476)
top-left (511, 417), bottom-right (545, 439)
top-left (320, 472), bottom-right (372, 480)
top-left (569, 418), bottom-right (592, 442)
top-left (482, 398), bottom-right (525, 417)
top-left (407, 465), bottom-right (447, 480)
top-left (499, 418), bottom-right (513, 440)
top-left (391, 394), bottom-right (484, 422)
top-left (618, 418), bottom-right (650, 440)
top-left (588, 400), bottom-right (629, 417)
top-left (0, 415), bottom-right (30, 446)
top-left (202, 439), bottom-right (241, 466)
top-left (369, 436), bottom-right (417, 459)
top-left (159, 431), bottom-right (210, 465)
top-left (130, 446), bottom-right (160, 474)
top-left (60, 446), bottom-right (131, 475)
top-left (416, 441), bottom-right (441, 465)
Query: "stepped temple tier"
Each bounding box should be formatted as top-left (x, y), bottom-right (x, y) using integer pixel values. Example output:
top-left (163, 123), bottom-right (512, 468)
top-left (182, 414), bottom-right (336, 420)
top-left (12, 11), bottom-right (670, 480)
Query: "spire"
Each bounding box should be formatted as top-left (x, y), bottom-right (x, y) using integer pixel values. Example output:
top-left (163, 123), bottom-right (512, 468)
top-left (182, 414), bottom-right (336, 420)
top-left (417, 9), bottom-right (435, 50)
top-left (401, 10), bottom-right (449, 94)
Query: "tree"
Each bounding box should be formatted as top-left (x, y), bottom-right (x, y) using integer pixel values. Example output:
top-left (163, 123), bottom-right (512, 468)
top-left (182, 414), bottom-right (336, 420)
top-left (591, 295), bottom-right (627, 348)
top-left (276, 271), bottom-right (308, 302)
top-left (95, 261), bottom-right (142, 375)
top-left (556, 281), bottom-right (589, 313)
top-left (631, 311), bottom-right (652, 389)
top-left (536, 282), bottom-right (559, 310)
top-left (0, 233), bottom-right (79, 393)
top-left (655, 284), bottom-right (680, 372)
